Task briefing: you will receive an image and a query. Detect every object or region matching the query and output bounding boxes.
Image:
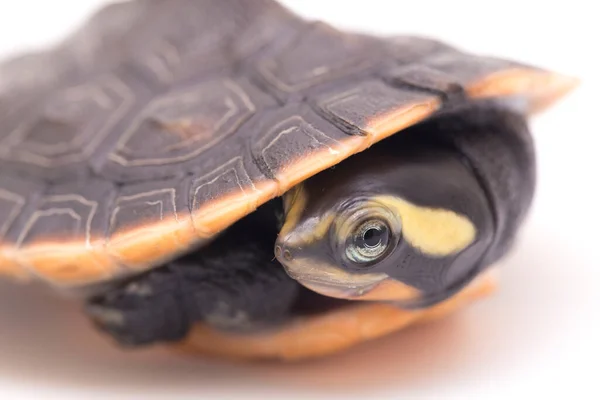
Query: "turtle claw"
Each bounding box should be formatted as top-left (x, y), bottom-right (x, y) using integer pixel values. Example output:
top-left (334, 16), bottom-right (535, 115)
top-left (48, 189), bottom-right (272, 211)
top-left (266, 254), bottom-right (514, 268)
top-left (85, 276), bottom-right (190, 347)
top-left (86, 305), bottom-right (138, 347)
top-left (86, 304), bottom-right (126, 328)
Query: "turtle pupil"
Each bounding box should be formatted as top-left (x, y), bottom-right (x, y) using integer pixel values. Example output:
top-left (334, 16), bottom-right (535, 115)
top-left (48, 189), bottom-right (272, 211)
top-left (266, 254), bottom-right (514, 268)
top-left (363, 228), bottom-right (381, 247)
top-left (344, 219), bottom-right (392, 265)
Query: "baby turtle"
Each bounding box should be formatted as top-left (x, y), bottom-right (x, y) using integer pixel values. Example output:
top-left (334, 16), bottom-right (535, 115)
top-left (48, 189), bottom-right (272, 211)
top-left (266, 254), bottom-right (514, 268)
top-left (0, 0), bottom-right (576, 360)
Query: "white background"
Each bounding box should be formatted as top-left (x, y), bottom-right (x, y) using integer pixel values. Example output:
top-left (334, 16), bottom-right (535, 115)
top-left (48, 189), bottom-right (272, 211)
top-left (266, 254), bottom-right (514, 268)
top-left (0, 1), bottom-right (598, 399)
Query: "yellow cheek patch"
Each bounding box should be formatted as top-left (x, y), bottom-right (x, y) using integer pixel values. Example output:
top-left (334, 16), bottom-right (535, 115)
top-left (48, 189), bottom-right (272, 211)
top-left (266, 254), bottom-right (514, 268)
top-left (303, 213), bottom-right (335, 244)
top-left (280, 185), bottom-right (335, 245)
top-left (280, 185), bottom-right (308, 237)
top-left (374, 196), bottom-right (477, 257)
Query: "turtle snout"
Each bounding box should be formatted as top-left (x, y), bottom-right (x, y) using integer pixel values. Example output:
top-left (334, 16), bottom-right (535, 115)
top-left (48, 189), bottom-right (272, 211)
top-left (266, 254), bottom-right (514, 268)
top-left (274, 241), bottom-right (294, 263)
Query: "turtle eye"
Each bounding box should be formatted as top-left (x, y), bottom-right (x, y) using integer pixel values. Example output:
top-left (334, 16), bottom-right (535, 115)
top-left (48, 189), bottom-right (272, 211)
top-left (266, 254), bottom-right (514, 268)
top-left (335, 200), bottom-right (402, 269)
top-left (346, 219), bottom-right (390, 264)
top-left (345, 219), bottom-right (391, 264)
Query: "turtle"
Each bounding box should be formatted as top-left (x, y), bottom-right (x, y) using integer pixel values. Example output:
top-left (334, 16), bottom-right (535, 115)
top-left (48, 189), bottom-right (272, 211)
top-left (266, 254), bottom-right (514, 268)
top-left (0, 0), bottom-right (577, 361)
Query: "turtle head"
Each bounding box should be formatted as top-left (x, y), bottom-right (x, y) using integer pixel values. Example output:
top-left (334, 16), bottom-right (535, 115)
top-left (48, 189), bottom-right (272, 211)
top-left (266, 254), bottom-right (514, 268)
top-left (275, 143), bottom-right (495, 307)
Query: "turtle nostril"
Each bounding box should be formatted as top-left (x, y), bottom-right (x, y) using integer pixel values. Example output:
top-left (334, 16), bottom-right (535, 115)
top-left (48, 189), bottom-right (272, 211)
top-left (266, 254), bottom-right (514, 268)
top-left (275, 243), bottom-right (294, 262)
top-left (283, 249), bottom-right (293, 261)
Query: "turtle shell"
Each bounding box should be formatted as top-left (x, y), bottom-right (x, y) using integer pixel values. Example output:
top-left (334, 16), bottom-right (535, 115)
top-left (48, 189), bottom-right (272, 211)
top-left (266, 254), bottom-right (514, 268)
top-left (0, 0), bottom-right (576, 288)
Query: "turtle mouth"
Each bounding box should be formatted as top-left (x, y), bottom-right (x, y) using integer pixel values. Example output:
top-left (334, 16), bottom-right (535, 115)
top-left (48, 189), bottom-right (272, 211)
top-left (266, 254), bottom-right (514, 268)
top-left (282, 263), bottom-right (389, 299)
top-left (277, 254), bottom-right (421, 302)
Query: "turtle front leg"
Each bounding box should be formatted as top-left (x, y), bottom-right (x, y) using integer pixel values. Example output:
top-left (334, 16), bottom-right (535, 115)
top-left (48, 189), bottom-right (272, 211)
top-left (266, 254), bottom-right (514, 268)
top-left (87, 247), bottom-right (299, 346)
top-left (86, 201), bottom-right (299, 347)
